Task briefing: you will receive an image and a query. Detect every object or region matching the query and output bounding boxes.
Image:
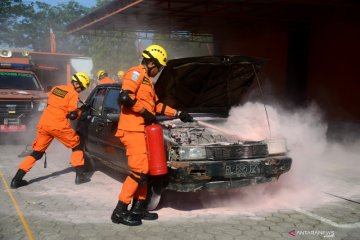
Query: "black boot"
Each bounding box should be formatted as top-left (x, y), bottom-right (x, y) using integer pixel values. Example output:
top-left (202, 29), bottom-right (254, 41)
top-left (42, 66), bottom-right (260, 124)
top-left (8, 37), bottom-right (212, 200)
top-left (75, 166), bottom-right (91, 185)
top-left (131, 199), bottom-right (158, 220)
top-left (111, 201), bottom-right (142, 226)
top-left (10, 169), bottom-right (28, 189)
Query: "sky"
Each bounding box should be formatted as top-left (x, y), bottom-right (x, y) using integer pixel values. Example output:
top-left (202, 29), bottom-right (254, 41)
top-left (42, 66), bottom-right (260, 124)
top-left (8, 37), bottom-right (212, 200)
top-left (28, 0), bottom-right (98, 8)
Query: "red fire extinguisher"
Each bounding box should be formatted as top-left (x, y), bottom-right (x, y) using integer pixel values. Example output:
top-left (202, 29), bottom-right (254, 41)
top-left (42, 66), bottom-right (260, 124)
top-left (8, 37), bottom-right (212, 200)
top-left (145, 123), bottom-right (168, 176)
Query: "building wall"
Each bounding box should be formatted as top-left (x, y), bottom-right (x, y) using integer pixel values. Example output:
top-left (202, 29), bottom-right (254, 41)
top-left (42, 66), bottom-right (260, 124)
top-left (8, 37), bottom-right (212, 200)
top-left (213, 21), bottom-right (360, 123)
top-left (214, 28), bottom-right (289, 102)
top-left (308, 20), bottom-right (360, 123)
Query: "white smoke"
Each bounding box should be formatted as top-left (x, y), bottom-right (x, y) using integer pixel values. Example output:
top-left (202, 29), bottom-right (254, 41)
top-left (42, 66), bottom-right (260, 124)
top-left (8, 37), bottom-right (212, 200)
top-left (212, 102), bottom-right (359, 209)
top-left (160, 101), bottom-right (360, 215)
top-left (221, 101), bottom-right (329, 185)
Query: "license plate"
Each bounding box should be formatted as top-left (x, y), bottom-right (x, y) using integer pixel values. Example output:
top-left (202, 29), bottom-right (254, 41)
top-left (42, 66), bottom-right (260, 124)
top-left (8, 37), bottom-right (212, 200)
top-left (4, 118), bottom-right (20, 125)
top-left (224, 162), bottom-right (261, 177)
top-left (0, 125), bottom-right (26, 132)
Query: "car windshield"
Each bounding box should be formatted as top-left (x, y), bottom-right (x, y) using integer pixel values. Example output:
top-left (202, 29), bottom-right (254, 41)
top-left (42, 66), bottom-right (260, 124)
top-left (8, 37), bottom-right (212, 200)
top-left (103, 89), bottom-right (121, 114)
top-left (88, 87), bottom-right (121, 116)
top-left (91, 88), bottom-right (107, 115)
top-left (0, 71), bottom-right (41, 90)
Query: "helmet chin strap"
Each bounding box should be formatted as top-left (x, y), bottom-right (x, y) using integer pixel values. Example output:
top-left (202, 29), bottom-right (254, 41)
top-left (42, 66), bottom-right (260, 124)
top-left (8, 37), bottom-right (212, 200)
top-left (145, 61), bottom-right (156, 75)
top-left (72, 74), bottom-right (85, 90)
top-left (71, 81), bottom-right (82, 92)
top-left (143, 50), bottom-right (162, 75)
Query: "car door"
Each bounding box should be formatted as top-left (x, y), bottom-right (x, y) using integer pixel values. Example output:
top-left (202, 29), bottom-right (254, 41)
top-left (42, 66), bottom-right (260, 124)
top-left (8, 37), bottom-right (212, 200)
top-left (83, 87), bottom-right (107, 157)
top-left (99, 88), bottom-right (127, 171)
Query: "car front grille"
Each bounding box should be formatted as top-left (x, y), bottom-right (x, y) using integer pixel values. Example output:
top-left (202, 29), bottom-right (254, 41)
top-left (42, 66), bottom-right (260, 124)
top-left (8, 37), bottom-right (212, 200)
top-left (205, 143), bottom-right (268, 160)
top-left (0, 100), bottom-right (33, 114)
top-left (0, 100), bottom-right (35, 123)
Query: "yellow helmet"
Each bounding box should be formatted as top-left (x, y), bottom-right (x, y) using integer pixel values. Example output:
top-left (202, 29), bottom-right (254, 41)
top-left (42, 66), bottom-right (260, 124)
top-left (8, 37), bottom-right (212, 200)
top-left (96, 69), bottom-right (106, 79)
top-left (142, 44), bottom-right (167, 66)
top-left (72, 72), bottom-right (90, 89)
top-left (117, 70), bottom-right (124, 78)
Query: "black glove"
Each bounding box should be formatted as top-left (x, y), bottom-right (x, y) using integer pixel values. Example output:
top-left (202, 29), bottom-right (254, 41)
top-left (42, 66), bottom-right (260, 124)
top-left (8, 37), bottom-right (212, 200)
top-left (66, 110), bottom-right (79, 120)
top-left (142, 109), bottom-right (157, 125)
top-left (178, 111), bottom-right (193, 122)
top-left (79, 103), bottom-right (91, 111)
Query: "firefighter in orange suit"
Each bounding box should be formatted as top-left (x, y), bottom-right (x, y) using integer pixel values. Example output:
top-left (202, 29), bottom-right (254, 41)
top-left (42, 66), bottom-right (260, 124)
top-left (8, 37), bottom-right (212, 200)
top-left (111, 45), bottom-right (193, 226)
top-left (10, 72), bottom-right (92, 189)
top-left (97, 69), bottom-right (116, 85)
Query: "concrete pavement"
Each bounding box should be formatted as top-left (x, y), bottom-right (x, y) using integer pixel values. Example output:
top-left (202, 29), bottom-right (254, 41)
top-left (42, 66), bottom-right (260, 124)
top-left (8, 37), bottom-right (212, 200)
top-left (1, 141), bottom-right (360, 240)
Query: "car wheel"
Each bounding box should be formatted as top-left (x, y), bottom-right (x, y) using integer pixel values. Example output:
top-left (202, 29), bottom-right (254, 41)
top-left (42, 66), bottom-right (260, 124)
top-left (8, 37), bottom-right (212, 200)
top-left (147, 184), bottom-right (164, 211)
top-left (146, 175), bottom-right (167, 210)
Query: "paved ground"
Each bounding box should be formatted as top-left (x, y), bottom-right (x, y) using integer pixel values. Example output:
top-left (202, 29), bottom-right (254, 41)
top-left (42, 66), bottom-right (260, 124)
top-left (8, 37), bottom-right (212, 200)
top-left (1, 140), bottom-right (360, 240)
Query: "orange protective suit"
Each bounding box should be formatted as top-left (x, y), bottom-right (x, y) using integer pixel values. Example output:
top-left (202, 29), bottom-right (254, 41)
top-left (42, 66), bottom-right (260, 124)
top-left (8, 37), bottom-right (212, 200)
top-left (18, 84), bottom-right (84, 172)
top-left (98, 76), bottom-right (116, 85)
top-left (115, 65), bottom-right (177, 204)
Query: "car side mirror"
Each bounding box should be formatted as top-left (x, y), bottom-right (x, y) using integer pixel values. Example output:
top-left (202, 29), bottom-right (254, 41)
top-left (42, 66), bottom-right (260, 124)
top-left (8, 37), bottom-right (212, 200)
top-left (106, 113), bottom-right (120, 122)
top-left (45, 85), bottom-right (52, 92)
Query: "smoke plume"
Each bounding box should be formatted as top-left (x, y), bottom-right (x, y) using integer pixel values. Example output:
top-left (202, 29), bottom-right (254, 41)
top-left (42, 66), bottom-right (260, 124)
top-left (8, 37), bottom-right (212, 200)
top-left (211, 102), bottom-right (358, 210)
top-left (160, 101), bottom-right (360, 216)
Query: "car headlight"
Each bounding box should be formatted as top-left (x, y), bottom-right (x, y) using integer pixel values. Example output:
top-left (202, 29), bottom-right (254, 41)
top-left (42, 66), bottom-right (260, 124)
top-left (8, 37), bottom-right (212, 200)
top-left (37, 100), bottom-right (47, 111)
top-left (178, 146), bottom-right (206, 160)
top-left (266, 138), bottom-right (288, 155)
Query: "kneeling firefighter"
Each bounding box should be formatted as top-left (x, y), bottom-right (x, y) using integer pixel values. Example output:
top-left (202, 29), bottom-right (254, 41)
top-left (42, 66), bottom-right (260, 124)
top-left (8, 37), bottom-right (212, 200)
top-left (111, 44), bottom-right (193, 226)
top-left (10, 72), bottom-right (92, 189)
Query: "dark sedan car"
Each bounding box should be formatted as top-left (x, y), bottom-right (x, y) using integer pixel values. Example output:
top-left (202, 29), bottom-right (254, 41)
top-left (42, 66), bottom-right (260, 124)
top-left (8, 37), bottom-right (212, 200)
top-left (77, 56), bottom-right (292, 209)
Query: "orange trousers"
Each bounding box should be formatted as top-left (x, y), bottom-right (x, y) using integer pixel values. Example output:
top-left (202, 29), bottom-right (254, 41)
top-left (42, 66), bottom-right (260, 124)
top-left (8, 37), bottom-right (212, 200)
top-left (117, 130), bottom-right (149, 204)
top-left (18, 125), bottom-right (84, 172)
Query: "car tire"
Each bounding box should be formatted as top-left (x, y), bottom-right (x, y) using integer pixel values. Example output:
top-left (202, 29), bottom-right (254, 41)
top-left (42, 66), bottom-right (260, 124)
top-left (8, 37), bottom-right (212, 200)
top-left (147, 184), bottom-right (164, 211)
top-left (146, 175), bottom-right (167, 210)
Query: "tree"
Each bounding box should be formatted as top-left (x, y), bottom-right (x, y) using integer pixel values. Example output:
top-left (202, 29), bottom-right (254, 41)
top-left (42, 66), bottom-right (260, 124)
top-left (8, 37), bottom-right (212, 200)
top-left (152, 32), bottom-right (213, 59)
top-left (95, 0), bottom-right (114, 8)
top-left (89, 31), bottom-right (139, 78)
top-left (89, 0), bottom-right (139, 78)
top-left (1, 0), bottom-right (90, 53)
top-left (89, 30), bottom-right (214, 77)
top-left (0, 0), bottom-right (32, 47)
top-left (0, 0), bottom-right (214, 78)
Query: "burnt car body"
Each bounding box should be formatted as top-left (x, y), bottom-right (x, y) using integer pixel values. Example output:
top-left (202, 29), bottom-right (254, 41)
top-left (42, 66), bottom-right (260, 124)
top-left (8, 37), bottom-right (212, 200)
top-left (77, 56), bottom-right (292, 204)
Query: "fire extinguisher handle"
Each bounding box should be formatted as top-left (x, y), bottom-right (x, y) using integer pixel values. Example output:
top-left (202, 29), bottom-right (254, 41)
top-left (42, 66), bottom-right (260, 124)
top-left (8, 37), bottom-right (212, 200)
top-left (142, 109), bottom-right (157, 125)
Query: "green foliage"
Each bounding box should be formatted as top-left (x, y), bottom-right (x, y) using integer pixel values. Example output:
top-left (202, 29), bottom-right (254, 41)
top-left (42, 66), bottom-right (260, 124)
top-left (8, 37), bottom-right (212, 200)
top-left (0, 0), bottom-right (33, 47)
top-left (1, 0), bottom-right (140, 78)
top-left (96, 0), bottom-right (114, 8)
top-left (152, 33), bottom-right (213, 59)
top-left (89, 31), bottom-right (139, 78)
top-left (0, 0), bottom-right (214, 78)
top-left (86, 0), bottom-right (141, 77)
top-left (1, 0), bottom-right (90, 53)
top-left (89, 31), bottom-right (214, 78)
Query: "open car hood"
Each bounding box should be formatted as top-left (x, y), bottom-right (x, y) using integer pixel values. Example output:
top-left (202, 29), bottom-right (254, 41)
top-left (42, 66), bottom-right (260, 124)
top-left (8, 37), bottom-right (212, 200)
top-left (155, 56), bottom-right (265, 115)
